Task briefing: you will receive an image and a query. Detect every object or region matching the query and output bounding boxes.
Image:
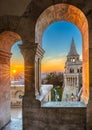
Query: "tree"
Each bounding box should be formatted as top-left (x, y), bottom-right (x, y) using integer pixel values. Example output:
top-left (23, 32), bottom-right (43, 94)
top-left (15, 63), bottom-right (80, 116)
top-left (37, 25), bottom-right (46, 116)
top-left (45, 72), bottom-right (64, 87)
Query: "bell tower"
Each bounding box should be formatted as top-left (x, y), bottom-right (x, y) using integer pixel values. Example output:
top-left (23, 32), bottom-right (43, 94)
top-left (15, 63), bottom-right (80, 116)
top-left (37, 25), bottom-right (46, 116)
top-left (62, 38), bottom-right (82, 101)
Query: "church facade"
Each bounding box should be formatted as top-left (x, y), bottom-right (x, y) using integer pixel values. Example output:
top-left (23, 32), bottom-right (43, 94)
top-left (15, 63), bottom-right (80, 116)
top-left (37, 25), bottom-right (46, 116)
top-left (62, 38), bottom-right (82, 101)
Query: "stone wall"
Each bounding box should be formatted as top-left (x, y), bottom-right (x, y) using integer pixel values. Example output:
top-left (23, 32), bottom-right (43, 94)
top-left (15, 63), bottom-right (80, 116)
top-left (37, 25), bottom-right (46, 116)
top-left (23, 103), bottom-right (86, 130)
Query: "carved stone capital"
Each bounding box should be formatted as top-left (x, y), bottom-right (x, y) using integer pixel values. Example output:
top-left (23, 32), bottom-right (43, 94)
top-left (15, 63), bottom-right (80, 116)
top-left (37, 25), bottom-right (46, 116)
top-left (19, 43), bottom-right (45, 60)
top-left (35, 43), bottom-right (45, 59)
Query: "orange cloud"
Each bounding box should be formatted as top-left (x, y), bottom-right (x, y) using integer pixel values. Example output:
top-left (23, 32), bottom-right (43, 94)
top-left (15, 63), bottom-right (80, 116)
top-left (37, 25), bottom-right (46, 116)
top-left (10, 65), bottom-right (24, 74)
top-left (41, 57), bottom-right (66, 72)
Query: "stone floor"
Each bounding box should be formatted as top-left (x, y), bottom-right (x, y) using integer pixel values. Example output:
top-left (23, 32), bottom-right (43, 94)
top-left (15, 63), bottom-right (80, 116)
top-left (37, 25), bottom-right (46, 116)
top-left (1, 108), bottom-right (22, 130)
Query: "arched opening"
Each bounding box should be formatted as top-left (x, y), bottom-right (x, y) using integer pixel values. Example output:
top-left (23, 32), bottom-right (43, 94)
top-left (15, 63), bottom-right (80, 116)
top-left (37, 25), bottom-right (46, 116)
top-left (10, 40), bottom-right (24, 129)
top-left (0, 31), bottom-right (24, 129)
top-left (41, 21), bottom-right (82, 103)
top-left (10, 41), bottom-right (24, 106)
top-left (35, 3), bottom-right (89, 105)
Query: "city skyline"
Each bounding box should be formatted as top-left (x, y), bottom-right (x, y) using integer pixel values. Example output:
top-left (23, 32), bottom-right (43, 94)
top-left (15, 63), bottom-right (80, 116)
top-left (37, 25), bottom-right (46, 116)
top-left (11, 21), bottom-right (82, 74)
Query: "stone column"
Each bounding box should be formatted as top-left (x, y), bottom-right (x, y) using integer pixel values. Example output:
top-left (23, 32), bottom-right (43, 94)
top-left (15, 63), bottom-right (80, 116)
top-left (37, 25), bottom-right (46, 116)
top-left (64, 76), bottom-right (67, 86)
top-left (86, 17), bottom-right (92, 130)
top-left (71, 77), bottom-right (72, 86)
top-left (68, 78), bottom-right (71, 86)
top-left (70, 77), bottom-right (71, 86)
top-left (19, 42), bottom-right (44, 104)
top-left (73, 77), bottom-right (74, 87)
top-left (65, 76), bottom-right (68, 86)
top-left (74, 77), bottom-right (76, 87)
top-left (67, 77), bottom-right (68, 86)
top-left (77, 75), bottom-right (79, 86)
top-left (19, 42), bottom-right (45, 130)
top-left (68, 77), bottom-right (70, 86)
top-left (0, 50), bottom-right (11, 129)
top-left (35, 49), bottom-right (44, 97)
top-left (87, 47), bottom-right (92, 130)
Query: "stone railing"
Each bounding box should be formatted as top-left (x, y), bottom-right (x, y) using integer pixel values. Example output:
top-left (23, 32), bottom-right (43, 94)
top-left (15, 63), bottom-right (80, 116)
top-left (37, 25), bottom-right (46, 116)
top-left (36, 84), bottom-right (53, 105)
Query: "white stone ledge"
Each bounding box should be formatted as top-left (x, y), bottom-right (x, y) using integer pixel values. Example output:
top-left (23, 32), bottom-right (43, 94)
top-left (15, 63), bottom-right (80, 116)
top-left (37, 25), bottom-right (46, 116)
top-left (41, 101), bottom-right (86, 108)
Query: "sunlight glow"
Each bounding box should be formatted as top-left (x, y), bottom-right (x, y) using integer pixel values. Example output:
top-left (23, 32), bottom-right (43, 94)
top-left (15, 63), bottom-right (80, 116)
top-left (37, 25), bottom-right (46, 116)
top-left (12, 69), bottom-right (17, 74)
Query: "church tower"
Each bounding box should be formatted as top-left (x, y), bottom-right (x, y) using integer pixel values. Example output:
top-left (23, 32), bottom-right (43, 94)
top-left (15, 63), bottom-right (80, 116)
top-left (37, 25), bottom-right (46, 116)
top-left (62, 38), bottom-right (82, 101)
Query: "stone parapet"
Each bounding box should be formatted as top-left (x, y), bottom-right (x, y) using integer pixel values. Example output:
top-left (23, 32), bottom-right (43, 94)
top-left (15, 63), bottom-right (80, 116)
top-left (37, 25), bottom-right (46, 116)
top-left (23, 106), bottom-right (86, 130)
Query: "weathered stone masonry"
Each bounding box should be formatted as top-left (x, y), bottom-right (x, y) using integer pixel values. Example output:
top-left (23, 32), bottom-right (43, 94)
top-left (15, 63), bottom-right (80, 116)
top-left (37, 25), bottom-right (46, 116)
top-left (0, 0), bottom-right (92, 130)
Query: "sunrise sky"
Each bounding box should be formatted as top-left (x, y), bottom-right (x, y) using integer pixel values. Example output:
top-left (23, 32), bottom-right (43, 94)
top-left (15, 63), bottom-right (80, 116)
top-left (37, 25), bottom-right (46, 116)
top-left (11, 21), bottom-right (82, 74)
top-left (10, 40), bottom-right (24, 74)
top-left (41, 21), bottom-right (82, 72)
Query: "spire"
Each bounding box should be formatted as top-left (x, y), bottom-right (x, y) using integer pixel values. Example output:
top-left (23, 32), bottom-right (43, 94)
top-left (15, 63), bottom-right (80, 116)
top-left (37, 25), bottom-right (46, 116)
top-left (67, 38), bottom-right (79, 56)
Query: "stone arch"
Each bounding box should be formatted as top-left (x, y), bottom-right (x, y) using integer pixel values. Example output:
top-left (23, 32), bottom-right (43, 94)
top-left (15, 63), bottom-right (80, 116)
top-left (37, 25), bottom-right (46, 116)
top-left (0, 31), bottom-right (23, 129)
top-left (35, 4), bottom-right (87, 45)
top-left (0, 31), bottom-right (21, 52)
top-left (35, 3), bottom-right (89, 104)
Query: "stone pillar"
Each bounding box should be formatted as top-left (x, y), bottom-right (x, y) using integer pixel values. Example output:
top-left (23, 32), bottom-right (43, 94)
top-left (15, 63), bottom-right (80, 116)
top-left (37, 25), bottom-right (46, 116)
top-left (87, 47), bottom-right (92, 130)
top-left (64, 76), bottom-right (67, 86)
top-left (74, 77), bottom-right (76, 87)
top-left (37, 58), bottom-right (41, 95)
top-left (19, 42), bottom-right (44, 101)
top-left (0, 50), bottom-right (11, 129)
top-left (19, 42), bottom-right (44, 130)
top-left (68, 78), bottom-right (71, 86)
top-left (35, 55), bottom-right (40, 96)
top-left (71, 77), bottom-right (72, 86)
top-left (73, 77), bottom-right (75, 87)
top-left (65, 77), bottom-right (66, 86)
top-left (77, 75), bottom-right (79, 86)
top-left (70, 77), bottom-right (71, 86)
top-left (72, 77), bottom-right (73, 87)
top-left (87, 17), bottom-right (92, 129)
top-left (73, 77), bottom-right (74, 87)
top-left (67, 77), bottom-right (68, 86)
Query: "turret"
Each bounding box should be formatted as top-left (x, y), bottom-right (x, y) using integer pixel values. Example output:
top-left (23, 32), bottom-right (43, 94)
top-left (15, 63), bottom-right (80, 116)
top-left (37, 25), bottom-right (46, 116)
top-left (67, 38), bottom-right (79, 62)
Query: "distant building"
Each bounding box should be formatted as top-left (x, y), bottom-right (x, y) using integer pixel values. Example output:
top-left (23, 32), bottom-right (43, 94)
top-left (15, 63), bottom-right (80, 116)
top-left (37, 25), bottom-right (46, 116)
top-left (10, 85), bottom-right (24, 107)
top-left (10, 82), bottom-right (53, 107)
top-left (10, 73), bottom-right (25, 107)
top-left (62, 38), bottom-right (82, 101)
